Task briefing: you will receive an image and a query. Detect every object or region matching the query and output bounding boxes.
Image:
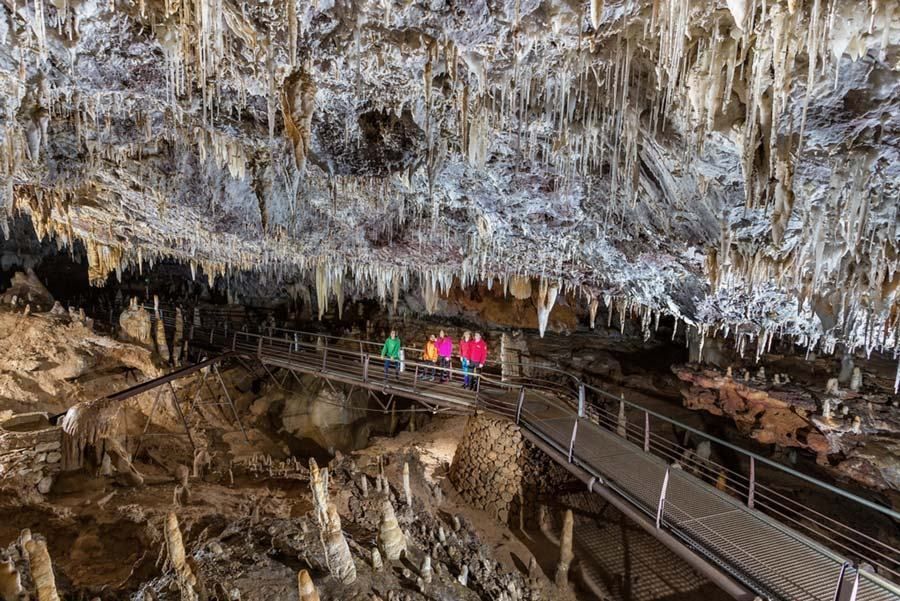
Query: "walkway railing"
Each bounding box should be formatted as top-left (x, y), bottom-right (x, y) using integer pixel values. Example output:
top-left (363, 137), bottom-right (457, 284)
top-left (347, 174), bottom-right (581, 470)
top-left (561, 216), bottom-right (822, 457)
top-left (139, 307), bottom-right (900, 601)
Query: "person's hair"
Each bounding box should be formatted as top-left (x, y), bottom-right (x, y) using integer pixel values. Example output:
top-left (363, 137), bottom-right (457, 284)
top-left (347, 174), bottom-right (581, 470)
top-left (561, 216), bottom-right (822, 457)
top-left (429, 334), bottom-right (436, 340)
top-left (463, 330), bottom-right (471, 339)
top-left (474, 332), bottom-right (482, 338)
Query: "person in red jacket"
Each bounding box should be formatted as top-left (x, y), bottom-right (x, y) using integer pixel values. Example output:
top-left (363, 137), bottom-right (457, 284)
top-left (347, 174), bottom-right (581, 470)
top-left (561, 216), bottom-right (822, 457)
top-left (467, 332), bottom-right (488, 390)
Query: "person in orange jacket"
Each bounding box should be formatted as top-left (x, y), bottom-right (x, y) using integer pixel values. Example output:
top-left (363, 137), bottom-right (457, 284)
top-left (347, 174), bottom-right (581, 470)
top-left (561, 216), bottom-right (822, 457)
top-left (467, 332), bottom-right (488, 390)
top-left (420, 334), bottom-right (439, 381)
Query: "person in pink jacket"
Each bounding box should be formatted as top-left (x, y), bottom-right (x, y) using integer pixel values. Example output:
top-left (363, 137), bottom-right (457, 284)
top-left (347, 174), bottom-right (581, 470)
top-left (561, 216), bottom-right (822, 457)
top-left (436, 329), bottom-right (454, 383)
top-left (467, 332), bottom-right (488, 390)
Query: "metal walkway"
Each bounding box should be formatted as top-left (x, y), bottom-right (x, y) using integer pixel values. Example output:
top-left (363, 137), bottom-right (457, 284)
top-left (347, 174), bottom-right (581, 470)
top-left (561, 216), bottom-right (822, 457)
top-left (137, 309), bottom-right (900, 601)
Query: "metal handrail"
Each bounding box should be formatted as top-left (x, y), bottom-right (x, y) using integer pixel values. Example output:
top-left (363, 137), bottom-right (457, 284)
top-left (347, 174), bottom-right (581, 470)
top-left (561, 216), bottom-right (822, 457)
top-left (147, 305), bottom-right (900, 595)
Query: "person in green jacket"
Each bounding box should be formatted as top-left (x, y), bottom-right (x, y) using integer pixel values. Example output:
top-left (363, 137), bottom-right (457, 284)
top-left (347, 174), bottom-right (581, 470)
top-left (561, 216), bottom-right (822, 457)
top-left (381, 330), bottom-right (402, 381)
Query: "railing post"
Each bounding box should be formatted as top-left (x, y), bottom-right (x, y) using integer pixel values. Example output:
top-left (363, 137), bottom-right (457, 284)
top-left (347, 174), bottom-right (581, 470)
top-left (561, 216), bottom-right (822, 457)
top-left (656, 466), bottom-right (670, 529)
top-left (577, 382), bottom-right (585, 418)
top-left (359, 340), bottom-right (364, 364)
top-left (832, 563), bottom-right (849, 601)
top-left (257, 336), bottom-right (262, 357)
top-left (568, 418), bottom-right (578, 463)
top-left (363, 354), bottom-right (369, 382)
top-left (231, 333), bottom-right (236, 352)
top-left (413, 365), bottom-right (419, 391)
top-left (322, 341), bottom-right (328, 371)
top-left (643, 410), bottom-right (650, 453)
top-left (848, 570), bottom-right (860, 601)
top-left (748, 456), bottom-right (756, 509)
top-left (515, 387), bottom-right (525, 424)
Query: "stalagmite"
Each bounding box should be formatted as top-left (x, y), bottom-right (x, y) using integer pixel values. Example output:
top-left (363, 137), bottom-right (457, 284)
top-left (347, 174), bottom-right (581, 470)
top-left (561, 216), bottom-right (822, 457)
top-left (616, 398), bottom-right (627, 437)
top-left (164, 513), bottom-right (199, 601)
top-left (555, 509), bottom-right (573, 589)
top-left (322, 504), bottom-right (356, 584)
top-left (297, 570), bottom-right (320, 601)
top-left (850, 367), bottom-right (862, 392)
top-left (361, 474), bottom-right (368, 498)
top-left (0, 557), bottom-right (24, 600)
top-left (25, 539), bottom-right (59, 601)
top-left (172, 308), bottom-right (184, 365)
top-left (420, 555), bottom-right (433, 584)
top-left (377, 498), bottom-right (407, 561)
top-left (371, 548), bottom-right (383, 570)
top-left (458, 565), bottom-right (469, 586)
top-left (402, 462), bottom-right (412, 506)
top-left (309, 458), bottom-right (328, 526)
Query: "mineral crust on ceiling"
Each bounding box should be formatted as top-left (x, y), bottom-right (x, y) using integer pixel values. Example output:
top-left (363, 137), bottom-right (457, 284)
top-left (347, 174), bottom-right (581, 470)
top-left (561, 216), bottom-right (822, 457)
top-left (0, 0), bottom-right (898, 358)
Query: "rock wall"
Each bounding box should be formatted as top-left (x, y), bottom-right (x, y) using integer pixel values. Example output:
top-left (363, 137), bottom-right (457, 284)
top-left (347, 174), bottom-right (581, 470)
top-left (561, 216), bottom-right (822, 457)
top-left (0, 413), bottom-right (65, 499)
top-left (674, 365), bottom-right (900, 492)
top-left (449, 414), bottom-right (573, 526)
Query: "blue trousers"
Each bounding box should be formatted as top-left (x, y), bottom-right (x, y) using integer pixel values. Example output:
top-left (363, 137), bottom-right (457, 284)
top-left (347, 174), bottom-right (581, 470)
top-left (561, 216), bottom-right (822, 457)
top-left (461, 358), bottom-right (471, 385)
top-left (383, 358), bottom-right (399, 377)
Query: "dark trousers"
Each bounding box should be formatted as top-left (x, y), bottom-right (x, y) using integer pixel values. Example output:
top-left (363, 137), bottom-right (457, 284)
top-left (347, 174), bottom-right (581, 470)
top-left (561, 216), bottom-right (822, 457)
top-left (438, 356), bottom-right (451, 381)
top-left (470, 365), bottom-right (482, 390)
top-left (383, 358), bottom-right (399, 378)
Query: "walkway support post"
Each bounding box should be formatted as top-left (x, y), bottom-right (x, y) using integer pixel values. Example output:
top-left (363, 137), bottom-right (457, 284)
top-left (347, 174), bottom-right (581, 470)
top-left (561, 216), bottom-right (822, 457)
top-left (363, 354), bottom-right (369, 382)
top-left (643, 411), bottom-right (650, 452)
top-left (748, 457), bottom-right (756, 509)
top-left (577, 382), bottom-right (585, 417)
top-left (515, 387), bottom-right (525, 424)
top-left (568, 418), bottom-right (578, 462)
top-left (656, 466), bottom-right (670, 529)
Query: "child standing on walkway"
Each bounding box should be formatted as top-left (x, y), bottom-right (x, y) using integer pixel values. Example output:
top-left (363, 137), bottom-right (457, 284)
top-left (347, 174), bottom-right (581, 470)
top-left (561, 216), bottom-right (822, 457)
top-left (421, 334), bottom-right (438, 381)
top-left (380, 330), bottom-right (402, 381)
top-left (436, 330), bottom-right (454, 383)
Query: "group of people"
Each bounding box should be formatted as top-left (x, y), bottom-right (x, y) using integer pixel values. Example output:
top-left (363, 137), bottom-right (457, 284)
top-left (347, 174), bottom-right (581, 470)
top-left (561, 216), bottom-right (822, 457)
top-left (380, 329), bottom-right (489, 390)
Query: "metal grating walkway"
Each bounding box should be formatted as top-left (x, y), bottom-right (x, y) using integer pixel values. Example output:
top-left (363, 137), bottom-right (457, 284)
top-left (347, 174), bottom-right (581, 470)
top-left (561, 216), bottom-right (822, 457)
top-left (134, 312), bottom-right (900, 601)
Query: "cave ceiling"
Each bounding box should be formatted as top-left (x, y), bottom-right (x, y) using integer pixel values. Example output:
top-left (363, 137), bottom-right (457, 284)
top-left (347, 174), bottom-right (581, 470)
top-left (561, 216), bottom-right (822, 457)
top-left (0, 0), bottom-right (898, 357)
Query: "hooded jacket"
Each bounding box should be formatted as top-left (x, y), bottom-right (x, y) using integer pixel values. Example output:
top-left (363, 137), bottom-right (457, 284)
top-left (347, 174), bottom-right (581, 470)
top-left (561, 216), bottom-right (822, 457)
top-left (423, 340), bottom-right (438, 362)
top-left (436, 336), bottom-right (453, 358)
top-left (381, 337), bottom-right (402, 359)
top-left (459, 338), bottom-right (472, 360)
top-left (469, 339), bottom-right (488, 365)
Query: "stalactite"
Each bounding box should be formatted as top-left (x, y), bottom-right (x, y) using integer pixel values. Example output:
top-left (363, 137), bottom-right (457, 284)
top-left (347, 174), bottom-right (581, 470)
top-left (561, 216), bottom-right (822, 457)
top-left (536, 279), bottom-right (558, 338)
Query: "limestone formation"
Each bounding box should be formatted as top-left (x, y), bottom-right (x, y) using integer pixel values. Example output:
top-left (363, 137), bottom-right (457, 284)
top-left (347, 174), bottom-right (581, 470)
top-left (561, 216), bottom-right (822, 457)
top-left (297, 570), bottom-right (320, 601)
top-left (24, 538), bottom-right (60, 601)
top-left (555, 509), bottom-right (574, 590)
top-left (0, 557), bottom-right (24, 600)
top-left (420, 555), bottom-right (433, 584)
top-left (402, 462), bottom-right (412, 506)
top-left (322, 503), bottom-right (356, 584)
top-left (377, 499), bottom-right (407, 561)
top-left (164, 512), bottom-right (199, 601)
top-left (371, 548), bottom-right (384, 571)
